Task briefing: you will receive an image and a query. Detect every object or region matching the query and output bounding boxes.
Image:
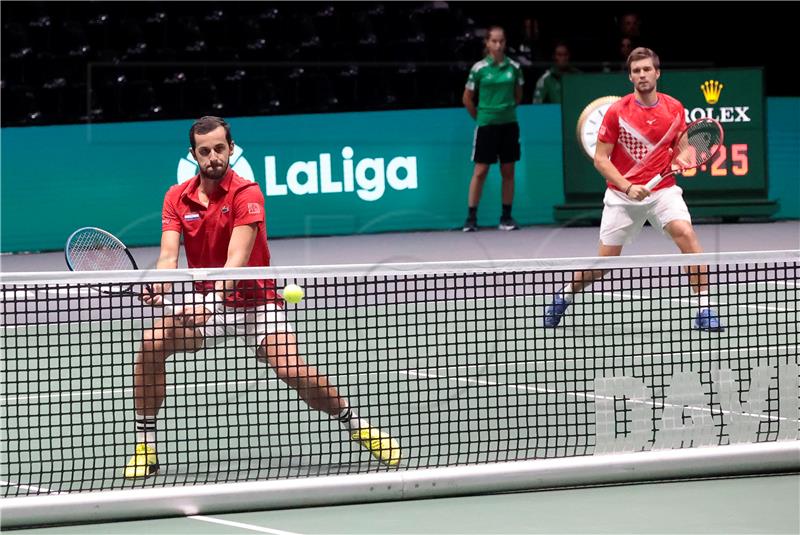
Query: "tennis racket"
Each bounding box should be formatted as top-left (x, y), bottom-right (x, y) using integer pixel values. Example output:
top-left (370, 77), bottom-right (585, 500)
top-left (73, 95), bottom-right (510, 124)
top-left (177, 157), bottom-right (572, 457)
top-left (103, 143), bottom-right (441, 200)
top-left (65, 227), bottom-right (173, 310)
top-left (645, 118), bottom-right (724, 190)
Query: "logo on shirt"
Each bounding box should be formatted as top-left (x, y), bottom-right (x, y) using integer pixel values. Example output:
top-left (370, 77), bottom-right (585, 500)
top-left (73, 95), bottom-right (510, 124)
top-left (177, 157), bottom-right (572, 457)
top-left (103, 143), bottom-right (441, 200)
top-left (700, 80), bottom-right (724, 105)
top-left (247, 203), bottom-right (261, 214)
top-left (646, 119), bottom-right (657, 125)
top-left (184, 213), bottom-right (200, 221)
top-left (176, 144), bottom-right (256, 184)
top-left (221, 206), bottom-right (230, 214)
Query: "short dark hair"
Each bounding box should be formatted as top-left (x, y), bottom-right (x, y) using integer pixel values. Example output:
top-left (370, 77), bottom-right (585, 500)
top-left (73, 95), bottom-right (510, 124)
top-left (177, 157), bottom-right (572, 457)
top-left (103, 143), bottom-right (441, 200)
top-left (626, 47), bottom-right (660, 73)
top-left (189, 116), bottom-right (231, 150)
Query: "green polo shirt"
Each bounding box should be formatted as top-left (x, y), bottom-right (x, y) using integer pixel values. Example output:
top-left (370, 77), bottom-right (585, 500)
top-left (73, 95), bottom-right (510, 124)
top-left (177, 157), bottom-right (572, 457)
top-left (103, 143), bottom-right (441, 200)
top-left (465, 56), bottom-right (524, 126)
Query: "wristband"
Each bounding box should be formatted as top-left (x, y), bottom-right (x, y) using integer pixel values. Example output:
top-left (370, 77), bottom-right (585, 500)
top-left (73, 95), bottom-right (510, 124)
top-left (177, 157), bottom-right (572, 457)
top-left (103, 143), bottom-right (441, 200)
top-left (625, 184), bottom-right (632, 196)
top-left (203, 292), bottom-right (226, 314)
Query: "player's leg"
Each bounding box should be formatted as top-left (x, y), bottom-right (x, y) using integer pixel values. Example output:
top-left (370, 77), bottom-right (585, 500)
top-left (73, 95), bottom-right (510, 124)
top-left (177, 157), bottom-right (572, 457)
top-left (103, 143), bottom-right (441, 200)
top-left (464, 124), bottom-right (496, 231)
top-left (259, 331), bottom-right (346, 414)
top-left (498, 122), bottom-right (521, 230)
top-left (256, 318), bottom-right (401, 465)
top-left (125, 316), bottom-right (205, 478)
top-left (654, 188), bottom-right (723, 331)
top-left (544, 190), bottom-right (644, 327)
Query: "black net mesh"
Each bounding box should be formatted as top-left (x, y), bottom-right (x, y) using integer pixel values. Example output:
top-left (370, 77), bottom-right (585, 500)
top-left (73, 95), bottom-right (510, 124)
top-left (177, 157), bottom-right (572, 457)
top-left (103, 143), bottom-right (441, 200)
top-left (1, 253), bottom-right (798, 496)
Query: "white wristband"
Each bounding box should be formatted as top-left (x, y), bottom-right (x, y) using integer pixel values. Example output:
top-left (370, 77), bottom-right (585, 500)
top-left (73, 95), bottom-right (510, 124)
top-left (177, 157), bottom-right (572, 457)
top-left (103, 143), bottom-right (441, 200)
top-left (203, 292), bottom-right (226, 314)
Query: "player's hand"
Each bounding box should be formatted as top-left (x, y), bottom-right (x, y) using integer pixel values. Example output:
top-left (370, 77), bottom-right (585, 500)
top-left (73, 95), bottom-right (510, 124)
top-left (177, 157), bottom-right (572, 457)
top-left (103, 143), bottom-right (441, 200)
top-left (141, 283), bottom-right (166, 306)
top-left (626, 184), bottom-right (651, 201)
top-left (175, 304), bottom-right (213, 328)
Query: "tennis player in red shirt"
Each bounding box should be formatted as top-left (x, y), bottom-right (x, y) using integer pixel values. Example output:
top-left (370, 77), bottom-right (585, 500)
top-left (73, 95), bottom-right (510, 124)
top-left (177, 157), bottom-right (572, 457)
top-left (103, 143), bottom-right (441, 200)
top-left (124, 116), bottom-right (400, 478)
top-left (544, 48), bottom-right (723, 332)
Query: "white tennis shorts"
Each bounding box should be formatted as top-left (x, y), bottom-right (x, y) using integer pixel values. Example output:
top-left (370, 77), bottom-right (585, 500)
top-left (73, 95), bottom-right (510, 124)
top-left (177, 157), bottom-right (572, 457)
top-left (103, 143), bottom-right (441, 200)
top-left (185, 294), bottom-right (293, 347)
top-left (599, 186), bottom-right (692, 246)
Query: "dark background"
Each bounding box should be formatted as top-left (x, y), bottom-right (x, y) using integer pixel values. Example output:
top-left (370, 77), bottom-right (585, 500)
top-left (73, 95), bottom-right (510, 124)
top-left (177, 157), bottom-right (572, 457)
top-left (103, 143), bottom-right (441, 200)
top-left (2, 1), bottom-right (796, 127)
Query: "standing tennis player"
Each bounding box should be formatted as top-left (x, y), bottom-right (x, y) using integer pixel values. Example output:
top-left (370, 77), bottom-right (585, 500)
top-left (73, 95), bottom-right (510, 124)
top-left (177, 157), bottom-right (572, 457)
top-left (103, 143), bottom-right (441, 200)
top-left (543, 48), bottom-right (723, 331)
top-left (124, 116), bottom-right (400, 478)
top-left (462, 26), bottom-right (524, 232)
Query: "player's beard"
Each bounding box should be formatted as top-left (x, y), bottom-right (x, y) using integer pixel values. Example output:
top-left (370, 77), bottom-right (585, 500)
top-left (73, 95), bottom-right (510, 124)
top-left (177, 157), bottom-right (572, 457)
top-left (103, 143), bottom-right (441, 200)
top-left (637, 80), bottom-right (655, 94)
top-left (200, 159), bottom-right (229, 180)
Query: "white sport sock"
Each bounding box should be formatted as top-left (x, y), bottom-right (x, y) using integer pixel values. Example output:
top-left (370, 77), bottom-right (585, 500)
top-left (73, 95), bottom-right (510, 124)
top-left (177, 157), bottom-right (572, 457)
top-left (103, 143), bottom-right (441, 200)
top-left (136, 416), bottom-right (157, 447)
top-left (561, 284), bottom-right (575, 303)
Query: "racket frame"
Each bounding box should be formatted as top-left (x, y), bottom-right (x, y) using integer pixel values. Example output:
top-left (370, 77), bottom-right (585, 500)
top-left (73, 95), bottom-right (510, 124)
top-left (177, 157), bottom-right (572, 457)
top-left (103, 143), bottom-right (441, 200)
top-left (645, 118), bottom-right (724, 190)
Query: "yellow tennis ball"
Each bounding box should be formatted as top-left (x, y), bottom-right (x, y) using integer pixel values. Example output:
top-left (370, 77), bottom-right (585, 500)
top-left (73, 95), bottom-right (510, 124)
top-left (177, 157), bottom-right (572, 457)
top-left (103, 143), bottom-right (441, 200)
top-left (282, 284), bottom-right (304, 304)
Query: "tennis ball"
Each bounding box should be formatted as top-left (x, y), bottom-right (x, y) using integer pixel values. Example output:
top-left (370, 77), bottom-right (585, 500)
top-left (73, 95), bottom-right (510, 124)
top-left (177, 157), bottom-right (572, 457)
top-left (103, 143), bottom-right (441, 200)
top-left (282, 284), bottom-right (304, 304)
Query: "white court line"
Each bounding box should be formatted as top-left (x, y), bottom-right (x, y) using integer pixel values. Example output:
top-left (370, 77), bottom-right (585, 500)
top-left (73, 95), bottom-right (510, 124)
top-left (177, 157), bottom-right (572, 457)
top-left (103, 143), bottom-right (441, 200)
top-left (0, 287), bottom-right (100, 302)
top-left (400, 346), bottom-right (800, 425)
top-left (400, 369), bottom-right (796, 423)
top-left (757, 280), bottom-right (798, 290)
top-left (0, 377), bottom-right (279, 404)
top-left (602, 290), bottom-right (791, 313)
top-left (0, 480), bottom-right (61, 495)
top-left (189, 515), bottom-right (303, 535)
top-left (3, 345), bottom-right (796, 404)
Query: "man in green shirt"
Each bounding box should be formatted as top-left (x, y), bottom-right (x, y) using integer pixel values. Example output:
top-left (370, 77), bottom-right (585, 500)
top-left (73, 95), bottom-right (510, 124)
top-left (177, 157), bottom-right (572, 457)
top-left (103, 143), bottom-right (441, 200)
top-left (462, 26), bottom-right (524, 232)
top-left (533, 42), bottom-right (580, 104)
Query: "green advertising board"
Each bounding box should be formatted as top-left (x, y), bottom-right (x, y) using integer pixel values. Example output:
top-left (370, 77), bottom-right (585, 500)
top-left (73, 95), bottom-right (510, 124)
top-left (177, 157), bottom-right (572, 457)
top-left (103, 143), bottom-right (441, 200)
top-left (557, 68), bottom-right (778, 223)
top-left (1, 106), bottom-right (564, 253)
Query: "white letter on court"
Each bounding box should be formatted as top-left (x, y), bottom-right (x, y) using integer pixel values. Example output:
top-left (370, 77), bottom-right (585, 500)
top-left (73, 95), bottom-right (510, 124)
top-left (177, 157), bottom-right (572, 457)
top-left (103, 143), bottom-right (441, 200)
top-left (653, 371), bottom-right (715, 450)
top-left (594, 376), bottom-right (652, 454)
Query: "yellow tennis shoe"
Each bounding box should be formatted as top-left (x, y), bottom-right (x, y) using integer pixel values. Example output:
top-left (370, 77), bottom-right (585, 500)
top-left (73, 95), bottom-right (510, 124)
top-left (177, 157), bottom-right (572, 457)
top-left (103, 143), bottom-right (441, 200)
top-left (123, 443), bottom-right (159, 478)
top-left (353, 428), bottom-right (401, 466)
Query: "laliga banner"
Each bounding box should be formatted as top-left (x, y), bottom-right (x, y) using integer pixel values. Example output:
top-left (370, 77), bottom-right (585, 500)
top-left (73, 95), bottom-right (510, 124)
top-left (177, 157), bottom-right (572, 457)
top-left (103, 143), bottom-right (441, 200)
top-left (1, 106), bottom-right (563, 253)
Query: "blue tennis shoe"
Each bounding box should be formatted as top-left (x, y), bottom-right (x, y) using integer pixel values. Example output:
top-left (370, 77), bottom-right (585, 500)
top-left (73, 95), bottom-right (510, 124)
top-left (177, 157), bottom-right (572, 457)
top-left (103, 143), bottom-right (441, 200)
top-left (694, 308), bottom-right (725, 332)
top-left (544, 294), bottom-right (571, 328)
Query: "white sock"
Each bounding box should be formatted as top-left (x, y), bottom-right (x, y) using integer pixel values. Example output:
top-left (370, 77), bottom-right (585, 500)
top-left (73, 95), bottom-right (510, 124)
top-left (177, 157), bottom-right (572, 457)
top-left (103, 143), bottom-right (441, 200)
top-left (338, 406), bottom-right (370, 432)
top-left (136, 416), bottom-right (157, 448)
top-left (696, 291), bottom-right (710, 309)
top-left (561, 284), bottom-right (575, 303)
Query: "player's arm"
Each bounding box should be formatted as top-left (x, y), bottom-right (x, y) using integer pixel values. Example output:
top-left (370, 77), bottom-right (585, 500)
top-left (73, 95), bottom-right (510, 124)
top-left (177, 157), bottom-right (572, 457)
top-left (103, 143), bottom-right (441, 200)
top-left (462, 88), bottom-right (477, 120)
top-left (225, 224), bottom-right (258, 269)
top-left (207, 223), bottom-right (258, 300)
top-left (156, 230), bottom-right (180, 269)
top-left (515, 83), bottom-right (523, 105)
top-left (143, 224), bottom-right (181, 305)
top-left (594, 141), bottom-right (650, 201)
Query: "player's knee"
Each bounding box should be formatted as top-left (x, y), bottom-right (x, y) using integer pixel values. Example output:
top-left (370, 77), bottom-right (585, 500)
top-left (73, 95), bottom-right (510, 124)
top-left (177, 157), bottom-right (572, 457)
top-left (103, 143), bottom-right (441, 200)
top-left (671, 224), bottom-right (696, 243)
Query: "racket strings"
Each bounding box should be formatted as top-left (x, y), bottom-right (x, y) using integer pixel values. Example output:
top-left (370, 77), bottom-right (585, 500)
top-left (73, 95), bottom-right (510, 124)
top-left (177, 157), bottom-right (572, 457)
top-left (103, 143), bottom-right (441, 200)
top-left (678, 120), bottom-right (723, 168)
top-left (68, 230), bottom-right (131, 271)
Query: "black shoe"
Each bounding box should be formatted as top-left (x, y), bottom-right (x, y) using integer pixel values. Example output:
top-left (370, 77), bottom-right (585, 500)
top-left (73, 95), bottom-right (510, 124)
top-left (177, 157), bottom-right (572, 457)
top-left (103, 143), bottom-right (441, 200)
top-left (462, 218), bottom-right (478, 232)
top-left (498, 217), bottom-right (519, 231)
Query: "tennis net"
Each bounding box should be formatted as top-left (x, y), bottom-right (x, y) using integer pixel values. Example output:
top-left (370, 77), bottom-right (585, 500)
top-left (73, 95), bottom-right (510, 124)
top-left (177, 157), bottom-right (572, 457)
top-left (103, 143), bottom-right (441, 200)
top-left (1, 250), bottom-right (798, 504)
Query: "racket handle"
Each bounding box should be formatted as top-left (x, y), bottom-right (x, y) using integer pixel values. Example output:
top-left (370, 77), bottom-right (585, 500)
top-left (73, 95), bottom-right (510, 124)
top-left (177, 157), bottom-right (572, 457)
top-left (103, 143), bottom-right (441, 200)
top-left (644, 174), bottom-right (664, 190)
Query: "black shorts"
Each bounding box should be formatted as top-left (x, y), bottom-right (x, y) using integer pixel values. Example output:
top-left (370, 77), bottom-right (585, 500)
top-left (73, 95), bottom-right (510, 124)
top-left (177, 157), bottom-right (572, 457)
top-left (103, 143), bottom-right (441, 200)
top-left (472, 122), bottom-right (521, 164)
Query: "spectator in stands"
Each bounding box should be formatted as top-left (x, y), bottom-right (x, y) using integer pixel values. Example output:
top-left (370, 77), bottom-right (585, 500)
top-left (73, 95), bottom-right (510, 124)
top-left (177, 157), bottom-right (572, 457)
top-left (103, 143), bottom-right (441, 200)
top-left (532, 42), bottom-right (580, 104)
top-left (604, 36), bottom-right (635, 72)
top-left (461, 26), bottom-right (524, 232)
top-left (619, 12), bottom-right (642, 40)
top-left (510, 17), bottom-right (545, 66)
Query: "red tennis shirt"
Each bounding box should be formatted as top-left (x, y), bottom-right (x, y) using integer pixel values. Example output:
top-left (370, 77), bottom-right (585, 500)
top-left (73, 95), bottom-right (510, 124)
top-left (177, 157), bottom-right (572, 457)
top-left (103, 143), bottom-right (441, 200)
top-left (162, 168), bottom-right (277, 306)
top-left (598, 93), bottom-right (686, 192)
